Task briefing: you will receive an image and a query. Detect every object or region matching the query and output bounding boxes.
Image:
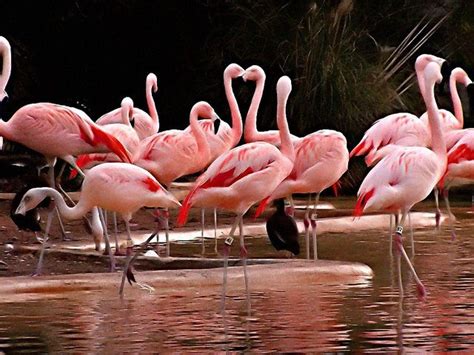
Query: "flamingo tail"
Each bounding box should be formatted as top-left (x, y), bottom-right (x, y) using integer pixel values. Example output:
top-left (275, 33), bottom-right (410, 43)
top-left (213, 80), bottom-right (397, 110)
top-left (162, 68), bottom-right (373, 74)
top-left (90, 125), bottom-right (132, 163)
top-left (353, 188), bottom-right (375, 217)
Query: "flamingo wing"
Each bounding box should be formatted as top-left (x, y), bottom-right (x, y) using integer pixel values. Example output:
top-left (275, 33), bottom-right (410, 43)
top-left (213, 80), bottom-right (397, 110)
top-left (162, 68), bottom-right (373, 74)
top-left (350, 113), bottom-right (428, 159)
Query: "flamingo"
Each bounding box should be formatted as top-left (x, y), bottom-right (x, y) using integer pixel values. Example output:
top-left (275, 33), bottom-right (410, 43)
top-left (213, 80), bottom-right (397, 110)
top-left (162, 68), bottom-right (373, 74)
top-left (72, 97), bottom-right (140, 176)
top-left (244, 65), bottom-right (349, 260)
top-left (96, 73), bottom-right (159, 139)
top-left (354, 61), bottom-right (447, 299)
top-left (0, 36), bottom-right (11, 102)
top-left (184, 63), bottom-right (245, 255)
top-left (256, 129), bottom-right (349, 260)
top-left (349, 54), bottom-right (447, 165)
top-left (15, 162), bottom-right (181, 278)
top-left (133, 101), bottom-right (220, 255)
top-left (177, 76), bottom-right (295, 313)
top-left (72, 97), bottom-right (141, 252)
top-left (0, 102), bottom-right (131, 187)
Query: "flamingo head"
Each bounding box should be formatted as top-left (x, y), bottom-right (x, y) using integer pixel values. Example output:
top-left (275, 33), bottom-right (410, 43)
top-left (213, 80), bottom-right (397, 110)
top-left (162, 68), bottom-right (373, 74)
top-left (243, 65), bottom-right (265, 82)
top-left (121, 97), bottom-right (134, 125)
top-left (224, 63), bottom-right (245, 79)
top-left (424, 61), bottom-right (443, 88)
top-left (451, 67), bottom-right (472, 87)
top-left (277, 76), bottom-right (292, 99)
top-left (193, 101), bottom-right (221, 123)
top-left (15, 188), bottom-right (53, 216)
top-left (147, 73), bottom-right (158, 93)
top-left (415, 54), bottom-right (446, 73)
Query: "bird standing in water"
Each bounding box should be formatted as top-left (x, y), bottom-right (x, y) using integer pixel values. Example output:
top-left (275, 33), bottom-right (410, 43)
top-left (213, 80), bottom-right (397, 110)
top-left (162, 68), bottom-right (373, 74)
top-left (265, 199), bottom-right (299, 256)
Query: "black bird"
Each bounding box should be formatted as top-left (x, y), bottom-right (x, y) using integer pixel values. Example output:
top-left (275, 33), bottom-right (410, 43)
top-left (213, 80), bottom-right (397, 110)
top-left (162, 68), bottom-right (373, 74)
top-left (10, 175), bottom-right (51, 238)
top-left (265, 199), bottom-right (300, 256)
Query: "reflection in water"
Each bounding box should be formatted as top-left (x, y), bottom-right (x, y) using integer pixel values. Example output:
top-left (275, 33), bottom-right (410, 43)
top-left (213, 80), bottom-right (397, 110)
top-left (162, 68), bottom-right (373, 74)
top-left (0, 206), bottom-right (474, 352)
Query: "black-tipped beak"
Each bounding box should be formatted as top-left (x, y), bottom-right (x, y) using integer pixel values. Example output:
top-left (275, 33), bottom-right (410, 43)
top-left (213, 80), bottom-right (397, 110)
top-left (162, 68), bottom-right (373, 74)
top-left (439, 61), bottom-right (451, 94)
top-left (213, 118), bottom-right (221, 135)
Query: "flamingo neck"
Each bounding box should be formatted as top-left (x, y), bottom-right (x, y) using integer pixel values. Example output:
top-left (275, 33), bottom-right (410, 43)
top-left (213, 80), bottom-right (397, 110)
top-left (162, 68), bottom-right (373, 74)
top-left (415, 63), bottom-right (426, 100)
top-left (424, 81), bottom-right (446, 160)
top-left (0, 39), bottom-right (11, 95)
top-left (189, 108), bottom-right (211, 162)
top-left (121, 101), bottom-right (133, 127)
top-left (146, 78), bottom-right (159, 132)
top-left (244, 74), bottom-right (265, 142)
top-left (277, 88), bottom-right (295, 162)
top-left (450, 73), bottom-right (465, 128)
top-left (223, 71), bottom-right (242, 147)
top-left (41, 188), bottom-right (91, 220)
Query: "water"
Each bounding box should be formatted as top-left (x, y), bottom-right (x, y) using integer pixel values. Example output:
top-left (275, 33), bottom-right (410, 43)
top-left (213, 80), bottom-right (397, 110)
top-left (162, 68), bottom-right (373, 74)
top-left (0, 204), bottom-right (474, 352)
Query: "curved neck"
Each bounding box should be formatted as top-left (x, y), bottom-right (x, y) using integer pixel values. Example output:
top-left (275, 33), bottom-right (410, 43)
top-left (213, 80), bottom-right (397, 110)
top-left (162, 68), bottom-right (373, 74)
top-left (224, 71), bottom-right (242, 147)
top-left (244, 75), bottom-right (265, 142)
top-left (415, 64), bottom-right (426, 100)
top-left (450, 73), bottom-right (464, 127)
top-left (189, 108), bottom-right (210, 160)
top-left (0, 39), bottom-right (11, 94)
top-left (146, 79), bottom-right (159, 131)
top-left (423, 80), bottom-right (446, 159)
top-left (277, 88), bottom-right (295, 162)
top-left (44, 188), bottom-right (91, 220)
top-left (121, 101), bottom-right (132, 127)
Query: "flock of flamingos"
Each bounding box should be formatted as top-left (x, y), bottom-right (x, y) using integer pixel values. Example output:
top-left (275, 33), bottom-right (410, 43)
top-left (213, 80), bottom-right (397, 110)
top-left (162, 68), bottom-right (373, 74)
top-left (1, 35), bottom-right (473, 302)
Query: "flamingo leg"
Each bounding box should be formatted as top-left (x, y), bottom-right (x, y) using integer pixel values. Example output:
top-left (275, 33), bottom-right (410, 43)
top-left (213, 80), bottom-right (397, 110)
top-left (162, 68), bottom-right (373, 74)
top-left (213, 208), bottom-right (219, 255)
top-left (98, 208), bottom-right (116, 272)
top-left (304, 194), bottom-right (311, 259)
top-left (53, 162), bottom-right (70, 241)
top-left (164, 208), bottom-right (170, 257)
top-left (311, 192), bottom-right (320, 261)
top-left (434, 188), bottom-right (441, 229)
top-left (443, 187), bottom-right (456, 240)
top-left (113, 212), bottom-right (120, 252)
top-left (201, 208), bottom-right (206, 256)
top-left (408, 212), bottom-right (415, 256)
top-left (389, 214), bottom-right (394, 256)
top-left (394, 211), bottom-right (426, 300)
top-left (221, 214), bottom-right (241, 315)
top-left (33, 204), bottom-right (55, 276)
top-left (239, 215), bottom-right (251, 315)
top-left (119, 230), bottom-right (158, 297)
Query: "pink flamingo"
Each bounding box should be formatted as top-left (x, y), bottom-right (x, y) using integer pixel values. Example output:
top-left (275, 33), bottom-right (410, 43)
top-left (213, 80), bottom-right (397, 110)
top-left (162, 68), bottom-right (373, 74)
top-left (350, 54), bottom-right (447, 165)
top-left (72, 97), bottom-right (141, 252)
top-left (256, 130), bottom-right (349, 260)
top-left (15, 162), bottom-right (181, 281)
top-left (243, 65), bottom-right (349, 260)
top-left (354, 61), bottom-right (446, 299)
top-left (184, 63), bottom-right (245, 254)
top-left (0, 102), bottom-right (131, 187)
top-left (0, 36), bottom-right (11, 102)
top-left (72, 97), bottom-right (140, 176)
top-left (96, 73), bottom-right (159, 140)
top-left (133, 101), bottom-right (220, 255)
top-left (177, 76), bottom-right (295, 313)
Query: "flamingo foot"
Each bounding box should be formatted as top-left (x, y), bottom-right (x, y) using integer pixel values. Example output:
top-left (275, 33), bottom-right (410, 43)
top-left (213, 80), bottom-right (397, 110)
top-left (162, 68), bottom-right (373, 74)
top-left (451, 230), bottom-right (457, 241)
top-left (417, 282), bottom-right (427, 301)
top-left (435, 211), bottom-right (441, 228)
top-left (240, 245), bottom-right (248, 259)
top-left (303, 217), bottom-right (310, 229)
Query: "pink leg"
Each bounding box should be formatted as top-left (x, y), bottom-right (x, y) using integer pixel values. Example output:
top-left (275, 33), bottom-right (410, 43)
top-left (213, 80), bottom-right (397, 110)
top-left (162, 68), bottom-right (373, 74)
top-left (395, 212), bottom-right (426, 301)
top-left (221, 214), bottom-right (241, 315)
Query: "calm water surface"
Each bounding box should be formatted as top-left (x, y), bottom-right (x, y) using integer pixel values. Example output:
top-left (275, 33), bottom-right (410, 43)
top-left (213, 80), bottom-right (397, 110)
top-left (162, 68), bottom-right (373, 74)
top-left (0, 204), bottom-right (474, 352)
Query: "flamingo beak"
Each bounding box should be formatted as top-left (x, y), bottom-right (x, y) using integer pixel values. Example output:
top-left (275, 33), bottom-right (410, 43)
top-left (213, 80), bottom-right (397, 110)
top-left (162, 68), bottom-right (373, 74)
top-left (15, 201), bottom-right (27, 216)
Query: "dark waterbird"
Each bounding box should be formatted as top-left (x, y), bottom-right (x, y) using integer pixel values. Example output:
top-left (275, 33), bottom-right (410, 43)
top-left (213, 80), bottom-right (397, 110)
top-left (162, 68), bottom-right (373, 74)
top-left (265, 199), bottom-right (300, 256)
